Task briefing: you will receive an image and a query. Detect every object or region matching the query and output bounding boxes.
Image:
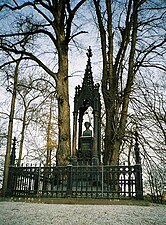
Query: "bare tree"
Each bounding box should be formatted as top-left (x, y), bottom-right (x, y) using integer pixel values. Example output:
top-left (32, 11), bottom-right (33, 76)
top-left (0, 120), bottom-right (7, 189)
top-left (93, 0), bottom-right (166, 165)
top-left (2, 58), bottom-right (21, 196)
top-left (131, 71), bottom-right (166, 201)
top-left (0, 0), bottom-right (87, 166)
top-left (16, 73), bottom-right (54, 166)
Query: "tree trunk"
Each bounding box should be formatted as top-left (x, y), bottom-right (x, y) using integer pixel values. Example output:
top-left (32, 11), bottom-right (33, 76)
top-left (17, 106), bottom-right (27, 166)
top-left (56, 48), bottom-right (71, 165)
top-left (94, 0), bottom-right (138, 165)
top-left (2, 60), bottom-right (20, 196)
top-left (46, 95), bottom-right (53, 166)
top-left (0, 0), bottom-right (88, 167)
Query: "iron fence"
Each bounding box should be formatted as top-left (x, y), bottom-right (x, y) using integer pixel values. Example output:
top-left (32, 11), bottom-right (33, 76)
top-left (7, 164), bottom-right (143, 199)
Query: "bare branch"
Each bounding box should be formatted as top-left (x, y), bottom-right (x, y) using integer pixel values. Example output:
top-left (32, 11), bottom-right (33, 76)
top-left (0, 44), bottom-right (57, 80)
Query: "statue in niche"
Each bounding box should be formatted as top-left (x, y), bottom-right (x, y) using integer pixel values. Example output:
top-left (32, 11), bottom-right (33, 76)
top-left (83, 122), bottom-right (92, 136)
top-left (80, 121), bottom-right (93, 154)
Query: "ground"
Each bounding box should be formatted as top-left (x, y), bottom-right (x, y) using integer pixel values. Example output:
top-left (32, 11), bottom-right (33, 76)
top-left (0, 199), bottom-right (165, 225)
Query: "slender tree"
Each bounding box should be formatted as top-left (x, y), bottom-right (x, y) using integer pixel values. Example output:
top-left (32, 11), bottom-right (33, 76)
top-left (131, 72), bottom-right (166, 200)
top-left (2, 59), bottom-right (21, 196)
top-left (16, 76), bottom-right (48, 166)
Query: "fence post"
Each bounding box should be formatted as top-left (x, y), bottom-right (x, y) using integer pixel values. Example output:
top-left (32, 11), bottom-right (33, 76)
top-left (135, 164), bottom-right (143, 200)
top-left (7, 166), bottom-right (14, 196)
top-left (66, 165), bottom-right (72, 197)
top-left (36, 164), bottom-right (41, 197)
top-left (7, 137), bottom-right (17, 196)
top-left (134, 131), bottom-right (143, 200)
top-left (101, 164), bottom-right (104, 197)
top-left (10, 137), bottom-right (16, 166)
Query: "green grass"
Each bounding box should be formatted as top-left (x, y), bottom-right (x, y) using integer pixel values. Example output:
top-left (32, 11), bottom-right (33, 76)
top-left (0, 197), bottom-right (151, 206)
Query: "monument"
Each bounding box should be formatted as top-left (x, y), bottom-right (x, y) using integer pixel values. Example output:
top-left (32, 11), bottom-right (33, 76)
top-left (71, 47), bottom-right (101, 165)
top-left (6, 47), bottom-right (143, 200)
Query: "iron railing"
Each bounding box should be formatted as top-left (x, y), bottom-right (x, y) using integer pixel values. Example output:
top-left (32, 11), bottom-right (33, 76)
top-left (7, 164), bottom-right (143, 199)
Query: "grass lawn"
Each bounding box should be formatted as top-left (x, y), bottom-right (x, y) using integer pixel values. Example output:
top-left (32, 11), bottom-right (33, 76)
top-left (0, 197), bottom-right (151, 206)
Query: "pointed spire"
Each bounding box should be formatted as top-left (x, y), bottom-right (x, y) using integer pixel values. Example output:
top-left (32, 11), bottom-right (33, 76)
top-left (82, 46), bottom-right (94, 90)
top-left (86, 46), bottom-right (92, 59)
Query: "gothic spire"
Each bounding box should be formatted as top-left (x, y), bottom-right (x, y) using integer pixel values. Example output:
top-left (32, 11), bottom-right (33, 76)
top-left (82, 46), bottom-right (94, 90)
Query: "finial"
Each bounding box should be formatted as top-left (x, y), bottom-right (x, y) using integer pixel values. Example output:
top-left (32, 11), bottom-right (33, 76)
top-left (86, 46), bottom-right (92, 59)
